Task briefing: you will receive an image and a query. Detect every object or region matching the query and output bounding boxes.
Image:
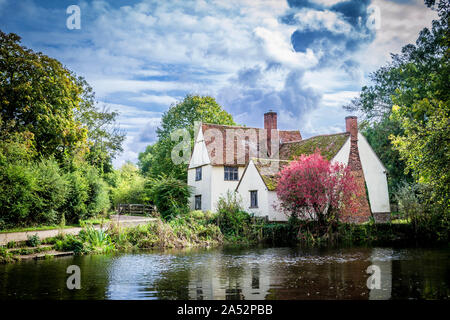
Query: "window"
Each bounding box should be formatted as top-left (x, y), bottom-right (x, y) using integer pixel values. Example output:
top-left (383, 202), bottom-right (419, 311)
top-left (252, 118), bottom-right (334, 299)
top-left (250, 190), bottom-right (258, 208)
top-left (195, 167), bottom-right (202, 181)
top-left (195, 195), bottom-right (202, 210)
top-left (224, 166), bottom-right (239, 181)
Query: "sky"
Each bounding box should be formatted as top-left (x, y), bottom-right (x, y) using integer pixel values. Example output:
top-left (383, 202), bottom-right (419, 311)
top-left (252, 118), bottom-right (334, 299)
top-left (0, 0), bottom-right (438, 167)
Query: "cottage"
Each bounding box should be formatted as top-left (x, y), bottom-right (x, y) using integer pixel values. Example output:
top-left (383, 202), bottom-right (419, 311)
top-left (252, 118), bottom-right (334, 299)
top-left (187, 112), bottom-right (390, 223)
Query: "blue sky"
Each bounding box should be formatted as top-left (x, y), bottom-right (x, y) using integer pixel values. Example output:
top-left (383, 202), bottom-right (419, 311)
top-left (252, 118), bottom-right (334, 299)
top-left (0, 0), bottom-right (437, 167)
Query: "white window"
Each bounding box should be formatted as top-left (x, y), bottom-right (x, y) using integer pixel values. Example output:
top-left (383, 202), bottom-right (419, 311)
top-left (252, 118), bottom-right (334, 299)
top-left (195, 195), bottom-right (202, 210)
top-left (195, 167), bottom-right (202, 181)
top-left (250, 190), bottom-right (258, 208)
top-left (224, 166), bottom-right (239, 181)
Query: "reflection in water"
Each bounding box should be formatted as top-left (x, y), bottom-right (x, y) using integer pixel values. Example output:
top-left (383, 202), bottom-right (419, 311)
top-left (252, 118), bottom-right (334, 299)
top-left (0, 246), bottom-right (448, 300)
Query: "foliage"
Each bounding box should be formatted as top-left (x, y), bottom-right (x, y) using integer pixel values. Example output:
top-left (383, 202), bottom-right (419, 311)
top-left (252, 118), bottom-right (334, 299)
top-left (344, 0), bottom-right (449, 198)
top-left (390, 99), bottom-right (449, 212)
top-left (77, 103), bottom-right (125, 174)
top-left (145, 176), bottom-right (191, 220)
top-left (394, 182), bottom-right (427, 220)
top-left (106, 162), bottom-right (147, 206)
top-left (276, 152), bottom-right (361, 232)
top-left (107, 212), bottom-right (222, 250)
top-left (215, 191), bottom-right (256, 242)
top-left (0, 30), bottom-right (122, 230)
top-left (138, 95), bottom-right (236, 180)
top-left (0, 247), bottom-right (15, 264)
top-left (0, 156), bottom-right (69, 227)
top-left (0, 31), bottom-right (124, 168)
top-left (62, 165), bottom-right (110, 223)
top-left (0, 31), bottom-right (88, 162)
top-left (78, 226), bottom-right (115, 253)
top-left (26, 234), bottom-right (41, 247)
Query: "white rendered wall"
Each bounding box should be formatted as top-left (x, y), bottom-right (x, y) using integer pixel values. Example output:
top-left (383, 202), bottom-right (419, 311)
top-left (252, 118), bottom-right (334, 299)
top-left (188, 164), bottom-right (213, 211)
top-left (237, 161), bottom-right (269, 217)
top-left (358, 133), bottom-right (391, 213)
top-left (189, 127), bottom-right (210, 169)
top-left (210, 166), bottom-right (245, 212)
top-left (331, 137), bottom-right (350, 165)
top-left (236, 161), bottom-right (288, 222)
top-left (267, 191), bottom-right (288, 221)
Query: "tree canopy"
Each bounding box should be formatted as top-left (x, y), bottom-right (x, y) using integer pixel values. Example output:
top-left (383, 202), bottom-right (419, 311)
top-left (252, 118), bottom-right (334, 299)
top-left (138, 95), bottom-right (236, 180)
top-left (344, 0), bottom-right (449, 212)
top-left (0, 31), bottom-right (124, 169)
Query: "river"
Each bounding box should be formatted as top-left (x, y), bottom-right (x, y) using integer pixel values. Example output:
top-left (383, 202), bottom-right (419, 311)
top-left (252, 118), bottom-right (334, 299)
top-left (0, 246), bottom-right (448, 299)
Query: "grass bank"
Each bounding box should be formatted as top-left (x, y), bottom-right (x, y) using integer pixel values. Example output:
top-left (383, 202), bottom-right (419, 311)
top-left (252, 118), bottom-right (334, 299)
top-left (261, 217), bottom-right (450, 247)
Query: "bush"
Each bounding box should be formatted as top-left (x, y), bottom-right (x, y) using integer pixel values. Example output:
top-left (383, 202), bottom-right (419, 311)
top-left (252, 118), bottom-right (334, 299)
top-left (146, 176), bottom-right (191, 220)
top-left (63, 165), bottom-right (110, 223)
top-left (26, 234), bottom-right (41, 247)
top-left (216, 191), bottom-right (254, 241)
top-left (30, 158), bottom-right (68, 225)
top-left (0, 160), bottom-right (36, 227)
top-left (107, 163), bottom-right (147, 206)
top-left (55, 235), bottom-right (85, 253)
top-left (394, 181), bottom-right (426, 220)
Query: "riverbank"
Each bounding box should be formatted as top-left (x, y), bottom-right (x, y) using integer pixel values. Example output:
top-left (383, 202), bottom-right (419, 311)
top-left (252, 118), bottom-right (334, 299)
top-left (1, 211), bottom-right (448, 264)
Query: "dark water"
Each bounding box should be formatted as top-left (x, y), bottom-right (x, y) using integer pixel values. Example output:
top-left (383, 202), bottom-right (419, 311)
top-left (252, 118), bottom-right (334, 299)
top-left (0, 246), bottom-right (448, 300)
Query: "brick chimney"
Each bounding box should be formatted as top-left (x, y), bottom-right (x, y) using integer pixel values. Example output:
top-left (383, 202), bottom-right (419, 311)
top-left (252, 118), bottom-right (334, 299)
top-left (343, 115), bottom-right (372, 224)
top-left (345, 116), bottom-right (358, 141)
top-left (264, 111), bottom-right (277, 156)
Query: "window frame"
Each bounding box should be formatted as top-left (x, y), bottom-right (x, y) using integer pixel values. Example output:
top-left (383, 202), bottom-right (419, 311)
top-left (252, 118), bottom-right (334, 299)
top-left (194, 195), bottom-right (202, 210)
top-left (250, 190), bottom-right (258, 208)
top-left (224, 166), bottom-right (239, 181)
top-left (195, 167), bottom-right (202, 181)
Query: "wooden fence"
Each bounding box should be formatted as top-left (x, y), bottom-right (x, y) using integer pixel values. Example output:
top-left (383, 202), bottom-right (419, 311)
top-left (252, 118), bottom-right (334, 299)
top-left (116, 204), bottom-right (155, 216)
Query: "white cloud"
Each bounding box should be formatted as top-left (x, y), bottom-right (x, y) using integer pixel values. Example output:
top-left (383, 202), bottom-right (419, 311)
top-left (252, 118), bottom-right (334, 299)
top-left (4, 0), bottom-right (437, 167)
top-left (293, 8), bottom-right (352, 34)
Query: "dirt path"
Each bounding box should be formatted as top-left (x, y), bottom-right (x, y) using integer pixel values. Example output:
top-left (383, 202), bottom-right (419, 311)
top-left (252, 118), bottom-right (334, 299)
top-left (0, 215), bottom-right (156, 245)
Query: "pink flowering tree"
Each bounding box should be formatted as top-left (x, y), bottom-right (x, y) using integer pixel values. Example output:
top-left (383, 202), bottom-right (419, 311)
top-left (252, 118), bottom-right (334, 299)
top-left (276, 152), bottom-right (361, 230)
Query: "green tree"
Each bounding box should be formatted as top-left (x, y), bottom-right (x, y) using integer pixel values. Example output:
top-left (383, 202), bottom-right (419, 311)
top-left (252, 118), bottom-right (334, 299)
top-left (145, 175), bottom-right (191, 220)
top-left (138, 95), bottom-right (236, 180)
top-left (106, 162), bottom-right (147, 206)
top-left (0, 31), bottom-right (124, 170)
top-left (344, 0), bottom-right (449, 199)
top-left (0, 31), bottom-right (88, 161)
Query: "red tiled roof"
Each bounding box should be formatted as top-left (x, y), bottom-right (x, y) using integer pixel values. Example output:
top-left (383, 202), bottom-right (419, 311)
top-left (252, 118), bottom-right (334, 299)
top-left (200, 123), bottom-right (302, 166)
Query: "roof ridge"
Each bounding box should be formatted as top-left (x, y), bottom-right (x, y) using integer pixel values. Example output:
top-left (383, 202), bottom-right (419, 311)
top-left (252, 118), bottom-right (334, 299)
top-left (251, 157), bottom-right (289, 162)
top-left (281, 132), bottom-right (349, 145)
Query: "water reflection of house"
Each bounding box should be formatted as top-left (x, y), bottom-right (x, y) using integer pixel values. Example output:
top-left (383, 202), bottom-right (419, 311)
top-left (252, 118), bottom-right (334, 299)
top-left (188, 254), bottom-right (271, 300)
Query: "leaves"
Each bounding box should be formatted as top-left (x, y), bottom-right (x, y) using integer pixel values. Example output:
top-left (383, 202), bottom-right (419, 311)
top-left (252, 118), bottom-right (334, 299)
top-left (138, 94), bottom-right (236, 180)
top-left (276, 152), bottom-right (362, 226)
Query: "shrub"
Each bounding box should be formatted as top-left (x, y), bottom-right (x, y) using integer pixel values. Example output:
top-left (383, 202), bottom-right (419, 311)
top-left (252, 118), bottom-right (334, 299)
top-left (107, 163), bottom-right (147, 206)
top-left (216, 191), bottom-right (254, 240)
top-left (54, 235), bottom-right (85, 253)
top-left (30, 158), bottom-right (68, 225)
top-left (0, 247), bottom-right (15, 264)
top-left (78, 226), bottom-right (115, 253)
top-left (63, 165), bottom-right (110, 223)
top-left (276, 152), bottom-right (362, 234)
top-left (26, 234), bottom-right (41, 247)
top-left (146, 176), bottom-right (191, 220)
top-left (394, 181), bottom-right (426, 220)
top-left (0, 160), bottom-right (36, 228)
